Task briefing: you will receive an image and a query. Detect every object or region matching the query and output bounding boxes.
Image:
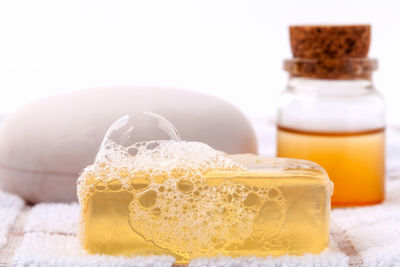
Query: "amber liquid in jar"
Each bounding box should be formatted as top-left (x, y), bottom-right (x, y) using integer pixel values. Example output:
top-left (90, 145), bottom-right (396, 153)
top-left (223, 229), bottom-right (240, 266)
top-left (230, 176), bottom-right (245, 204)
top-left (276, 125), bottom-right (385, 207)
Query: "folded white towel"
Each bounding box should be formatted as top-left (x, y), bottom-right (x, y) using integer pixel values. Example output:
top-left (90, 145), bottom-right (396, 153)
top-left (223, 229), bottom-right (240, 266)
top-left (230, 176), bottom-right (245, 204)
top-left (0, 179), bottom-right (399, 266)
top-left (1, 120), bottom-right (400, 266)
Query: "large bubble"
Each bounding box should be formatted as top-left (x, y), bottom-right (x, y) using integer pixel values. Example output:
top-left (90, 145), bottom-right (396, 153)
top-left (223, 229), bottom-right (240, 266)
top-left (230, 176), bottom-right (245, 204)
top-left (102, 112), bottom-right (181, 147)
top-left (96, 112), bottom-right (182, 163)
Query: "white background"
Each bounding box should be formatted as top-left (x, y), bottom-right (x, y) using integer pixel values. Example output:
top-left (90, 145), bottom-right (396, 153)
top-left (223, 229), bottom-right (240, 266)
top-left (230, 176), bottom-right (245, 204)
top-left (0, 0), bottom-right (399, 123)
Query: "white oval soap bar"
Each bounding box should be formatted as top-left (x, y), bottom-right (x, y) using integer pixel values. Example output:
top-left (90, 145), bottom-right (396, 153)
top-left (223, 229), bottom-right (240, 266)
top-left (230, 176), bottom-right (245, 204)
top-left (0, 87), bottom-right (257, 203)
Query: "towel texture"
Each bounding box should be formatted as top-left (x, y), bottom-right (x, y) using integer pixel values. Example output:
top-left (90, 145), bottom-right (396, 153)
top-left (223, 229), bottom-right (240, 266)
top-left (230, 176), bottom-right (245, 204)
top-left (5, 182), bottom-right (400, 266)
top-left (0, 191), bottom-right (24, 249)
top-left (1, 119), bottom-right (400, 266)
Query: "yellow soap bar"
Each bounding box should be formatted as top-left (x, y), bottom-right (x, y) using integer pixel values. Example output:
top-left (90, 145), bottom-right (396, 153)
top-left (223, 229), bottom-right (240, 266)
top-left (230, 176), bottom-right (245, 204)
top-left (77, 141), bottom-right (331, 263)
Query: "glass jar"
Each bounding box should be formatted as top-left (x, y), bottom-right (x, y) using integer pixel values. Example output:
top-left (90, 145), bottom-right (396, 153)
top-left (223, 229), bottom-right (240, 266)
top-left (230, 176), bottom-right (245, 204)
top-left (277, 25), bottom-right (385, 207)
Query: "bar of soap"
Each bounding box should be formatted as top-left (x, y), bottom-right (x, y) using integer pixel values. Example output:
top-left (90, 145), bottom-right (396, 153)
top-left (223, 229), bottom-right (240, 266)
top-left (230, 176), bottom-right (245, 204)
top-left (0, 87), bottom-right (257, 203)
top-left (78, 139), bottom-right (331, 263)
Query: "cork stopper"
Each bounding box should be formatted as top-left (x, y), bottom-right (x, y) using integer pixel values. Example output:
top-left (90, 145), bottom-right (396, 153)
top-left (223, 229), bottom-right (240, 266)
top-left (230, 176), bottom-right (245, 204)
top-left (284, 25), bottom-right (377, 79)
top-left (290, 25), bottom-right (371, 58)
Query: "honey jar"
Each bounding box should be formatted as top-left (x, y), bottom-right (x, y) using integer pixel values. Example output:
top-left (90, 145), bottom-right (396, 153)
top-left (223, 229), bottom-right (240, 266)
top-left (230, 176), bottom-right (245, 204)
top-left (277, 25), bottom-right (385, 207)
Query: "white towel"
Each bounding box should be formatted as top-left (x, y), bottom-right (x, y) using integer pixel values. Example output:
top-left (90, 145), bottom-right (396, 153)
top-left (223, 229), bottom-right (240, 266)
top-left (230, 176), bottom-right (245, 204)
top-left (1, 174), bottom-right (400, 266)
top-left (1, 120), bottom-right (400, 266)
top-left (1, 180), bottom-right (400, 267)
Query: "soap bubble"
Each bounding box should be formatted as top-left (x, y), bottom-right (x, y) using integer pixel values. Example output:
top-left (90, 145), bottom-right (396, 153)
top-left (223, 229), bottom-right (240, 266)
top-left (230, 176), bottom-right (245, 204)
top-left (102, 112), bottom-right (181, 146)
top-left (96, 112), bottom-right (182, 162)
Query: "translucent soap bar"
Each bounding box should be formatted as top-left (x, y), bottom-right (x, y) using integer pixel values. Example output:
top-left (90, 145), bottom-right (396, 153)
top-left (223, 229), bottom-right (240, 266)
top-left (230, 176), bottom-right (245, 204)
top-left (78, 149), bottom-right (331, 263)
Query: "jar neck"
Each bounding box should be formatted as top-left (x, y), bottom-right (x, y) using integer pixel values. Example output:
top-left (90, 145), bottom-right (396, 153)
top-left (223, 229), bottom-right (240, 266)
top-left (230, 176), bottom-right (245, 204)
top-left (287, 77), bottom-right (375, 96)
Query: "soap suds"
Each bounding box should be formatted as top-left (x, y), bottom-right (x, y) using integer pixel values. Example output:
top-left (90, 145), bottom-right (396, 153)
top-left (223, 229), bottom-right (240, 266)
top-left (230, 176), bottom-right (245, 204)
top-left (78, 138), bottom-right (288, 258)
